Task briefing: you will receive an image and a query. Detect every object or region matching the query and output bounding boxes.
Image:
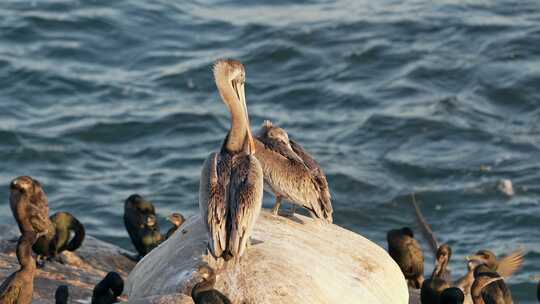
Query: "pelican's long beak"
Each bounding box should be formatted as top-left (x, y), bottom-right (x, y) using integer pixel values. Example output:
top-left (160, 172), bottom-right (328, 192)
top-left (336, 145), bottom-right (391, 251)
top-left (236, 82), bottom-right (256, 154)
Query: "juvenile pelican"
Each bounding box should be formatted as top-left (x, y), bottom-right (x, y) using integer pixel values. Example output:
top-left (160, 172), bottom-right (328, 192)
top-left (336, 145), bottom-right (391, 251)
top-left (199, 59), bottom-right (263, 261)
top-left (254, 120), bottom-right (333, 223)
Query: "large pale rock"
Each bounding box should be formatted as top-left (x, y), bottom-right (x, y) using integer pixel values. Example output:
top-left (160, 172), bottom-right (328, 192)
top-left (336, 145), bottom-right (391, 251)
top-left (126, 210), bottom-right (408, 304)
top-left (0, 225), bottom-right (135, 303)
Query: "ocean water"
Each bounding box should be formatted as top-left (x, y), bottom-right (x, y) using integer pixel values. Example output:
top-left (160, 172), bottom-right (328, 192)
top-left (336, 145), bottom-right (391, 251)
top-left (0, 0), bottom-right (539, 302)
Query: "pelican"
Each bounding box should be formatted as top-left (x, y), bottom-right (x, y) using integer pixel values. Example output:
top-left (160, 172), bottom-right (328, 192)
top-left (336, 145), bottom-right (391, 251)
top-left (199, 59), bottom-right (263, 261)
top-left (254, 120), bottom-right (333, 223)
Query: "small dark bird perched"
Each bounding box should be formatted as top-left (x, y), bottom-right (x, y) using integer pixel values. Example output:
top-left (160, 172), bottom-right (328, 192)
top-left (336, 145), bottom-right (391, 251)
top-left (471, 264), bottom-right (512, 304)
top-left (421, 243), bottom-right (454, 304)
top-left (55, 285), bottom-right (69, 304)
top-left (123, 194), bottom-right (162, 258)
top-left (254, 120), bottom-right (333, 223)
top-left (9, 176), bottom-right (55, 244)
top-left (421, 276), bottom-right (450, 304)
top-left (164, 213), bottom-right (186, 239)
top-left (91, 272), bottom-right (124, 304)
top-left (0, 232), bottom-right (38, 304)
top-left (192, 264), bottom-right (232, 304)
top-left (440, 287), bottom-right (464, 304)
top-left (536, 280), bottom-right (539, 303)
top-left (387, 227), bottom-right (424, 289)
top-left (434, 244), bottom-right (453, 283)
top-left (33, 211), bottom-right (86, 259)
top-left (456, 248), bottom-right (524, 298)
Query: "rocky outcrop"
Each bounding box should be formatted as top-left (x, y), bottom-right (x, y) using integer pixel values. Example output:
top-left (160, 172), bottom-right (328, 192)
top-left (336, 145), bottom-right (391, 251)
top-left (0, 225), bottom-right (135, 303)
top-left (126, 211), bottom-right (409, 304)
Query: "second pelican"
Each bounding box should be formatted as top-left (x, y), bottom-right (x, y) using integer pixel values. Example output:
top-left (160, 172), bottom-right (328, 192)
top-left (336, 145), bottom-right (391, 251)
top-left (199, 59), bottom-right (263, 261)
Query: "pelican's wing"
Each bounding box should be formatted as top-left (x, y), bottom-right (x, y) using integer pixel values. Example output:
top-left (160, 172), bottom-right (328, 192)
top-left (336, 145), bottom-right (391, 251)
top-left (227, 155), bottom-right (263, 260)
top-left (290, 139), bottom-right (333, 222)
top-left (496, 249), bottom-right (525, 278)
top-left (199, 152), bottom-right (228, 257)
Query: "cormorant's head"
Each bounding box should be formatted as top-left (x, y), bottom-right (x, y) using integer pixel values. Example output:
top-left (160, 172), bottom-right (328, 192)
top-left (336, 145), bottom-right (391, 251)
top-left (10, 176), bottom-right (37, 194)
top-left (437, 244), bottom-right (452, 264)
top-left (467, 249), bottom-right (496, 270)
top-left (401, 227), bottom-right (414, 238)
top-left (55, 285), bottom-right (69, 304)
top-left (198, 264), bottom-right (216, 281)
top-left (168, 213), bottom-right (185, 227)
top-left (103, 272), bottom-right (124, 297)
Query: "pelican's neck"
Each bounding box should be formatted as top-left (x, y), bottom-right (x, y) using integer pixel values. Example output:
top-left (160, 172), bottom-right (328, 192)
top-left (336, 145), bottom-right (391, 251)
top-left (216, 77), bottom-right (248, 154)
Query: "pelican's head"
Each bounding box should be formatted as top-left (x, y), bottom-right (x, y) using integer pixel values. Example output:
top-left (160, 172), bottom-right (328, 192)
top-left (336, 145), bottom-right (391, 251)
top-left (213, 59), bottom-right (255, 153)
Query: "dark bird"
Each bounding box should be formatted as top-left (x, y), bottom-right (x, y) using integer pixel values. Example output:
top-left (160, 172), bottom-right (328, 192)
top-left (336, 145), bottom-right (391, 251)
top-left (33, 211), bottom-right (85, 259)
top-left (386, 227), bottom-right (424, 289)
top-left (421, 277), bottom-right (450, 304)
top-left (536, 280), bottom-right (539, 303)
top-left (0, 232), bottom-right (38, 304)
top-left (440, 287), bottom-right (464, 304)
top-left (470, 264), bottom-right (512, 304)
top-left (420, 243), bottom-right (454, 304)
top-left (434, 244), bottom-right (453, 283)
top-left (123, 194), bottom-right (162, 258)
top-left (456, 249), bottom-right (524, 299)
top-left (91, 272), bottom-right (124, 304)
top-left (9, 176), bottom-right (55, 245)
top-left (191, 264), bottom-right (232, 304)
top-left (55, 285), bottom-right (69, 304)
top-left (254, 120), bottom-right (333, 223)
top-left (164, 213), bottom-right (186, 239)
top-left (467, 249), bottom-right (524, 278)
top-left (199, 59), bottom-right (263, 261)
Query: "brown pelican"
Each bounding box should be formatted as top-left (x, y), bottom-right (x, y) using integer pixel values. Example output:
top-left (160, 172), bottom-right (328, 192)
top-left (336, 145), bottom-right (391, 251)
top-left (254, 120), bottom-right (333, 223)
top-left (470, 265), bottom-right (512, 304)
top-left (199, 59), bottom-right (263, 261)
top-left (386, 227), bottom-right (424, 289)
top-left (0, 232), bottom-right (38, 304)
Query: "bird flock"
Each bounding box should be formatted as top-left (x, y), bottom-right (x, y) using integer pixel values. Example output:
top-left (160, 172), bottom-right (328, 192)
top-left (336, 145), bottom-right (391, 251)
top-left (386, 201), bottom-right (527, 304)
top-left (0, 59), bottom-right (336, 303)
top-left (0, 58), bottom-right (536, 304)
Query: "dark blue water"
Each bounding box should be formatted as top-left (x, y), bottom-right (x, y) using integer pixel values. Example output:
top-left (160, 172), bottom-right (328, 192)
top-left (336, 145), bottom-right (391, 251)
top-left (1, 0), bottom-right (539, 302)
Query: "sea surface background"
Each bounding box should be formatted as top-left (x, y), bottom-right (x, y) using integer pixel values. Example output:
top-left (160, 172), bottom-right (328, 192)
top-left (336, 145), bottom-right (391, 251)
top-left (0, 0), bottom-right (539, 302)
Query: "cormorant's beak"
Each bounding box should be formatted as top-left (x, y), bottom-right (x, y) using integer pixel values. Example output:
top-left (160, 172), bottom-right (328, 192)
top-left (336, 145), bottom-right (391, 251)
top-left (146, 214), bottom-right (157, 227)
top-left (235, 81), bottom-right (256, 154)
